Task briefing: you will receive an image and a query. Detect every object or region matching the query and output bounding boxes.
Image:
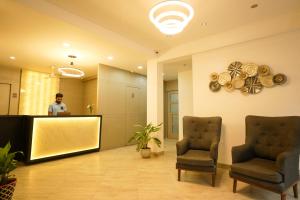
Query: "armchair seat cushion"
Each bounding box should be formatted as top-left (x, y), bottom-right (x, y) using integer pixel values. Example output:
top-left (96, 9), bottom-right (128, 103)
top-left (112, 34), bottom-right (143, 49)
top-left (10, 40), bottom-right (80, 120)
top-left (177, 150), bottom-right (214, 167)
top-left (231, 158), bottom-right (283, 184)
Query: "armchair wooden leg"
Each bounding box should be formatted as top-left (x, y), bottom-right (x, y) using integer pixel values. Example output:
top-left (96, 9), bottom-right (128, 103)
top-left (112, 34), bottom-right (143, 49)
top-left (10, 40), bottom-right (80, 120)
top-left (293, 183), bottom-right (298, 198)
top-left (212, 174), bottom-right (216, 187)
top-left (281, 193), bottom-right (286, 200)
top-left (178, 169), bottom-right (181, 181)
top-left (233, 179), bottom-right (237, 193)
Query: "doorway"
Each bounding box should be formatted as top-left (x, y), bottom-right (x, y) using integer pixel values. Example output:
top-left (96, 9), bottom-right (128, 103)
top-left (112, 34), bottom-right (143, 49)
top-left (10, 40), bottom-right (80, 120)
top-left (167, 91), bottom-right (179, 139)
top-left (0, 83), bottom-right (11, 115)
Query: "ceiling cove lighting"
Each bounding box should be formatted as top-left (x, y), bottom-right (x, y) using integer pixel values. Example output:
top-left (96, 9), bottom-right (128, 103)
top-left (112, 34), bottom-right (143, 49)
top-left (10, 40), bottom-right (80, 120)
top-left (149, 0), bottom-right (194, 35)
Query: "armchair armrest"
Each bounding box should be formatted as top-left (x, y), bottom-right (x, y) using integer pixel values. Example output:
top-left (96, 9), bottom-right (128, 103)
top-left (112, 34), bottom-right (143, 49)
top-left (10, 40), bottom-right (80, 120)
top-left (176, 138), bottom-right (189, 156)
top-left (210, 141), bottom-right (219, 161)
top-left (232, 144), bottom-right (254, 163)
top-left (276, 151), bottom-right (299, 186)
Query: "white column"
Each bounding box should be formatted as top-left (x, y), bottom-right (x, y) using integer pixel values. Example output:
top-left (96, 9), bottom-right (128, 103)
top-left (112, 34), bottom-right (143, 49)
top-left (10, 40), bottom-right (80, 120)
top-left (147, 59), bottom-right (164, 153)
top-left (178, 70), bottom-right (193, 140)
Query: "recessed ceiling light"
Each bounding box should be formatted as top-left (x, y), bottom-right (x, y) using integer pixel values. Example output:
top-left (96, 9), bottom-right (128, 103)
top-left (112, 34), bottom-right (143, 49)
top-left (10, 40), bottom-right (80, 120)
top-left (107, 56), bottom-right (113, 60)
top-left (9, 56), bottom-right (16, 60)
top-left (63, 42), bottom-right (70, 47)
top-left (251, 4), bottom-right (258, 8)
top-left (137, 65), bottom-right (143, 69)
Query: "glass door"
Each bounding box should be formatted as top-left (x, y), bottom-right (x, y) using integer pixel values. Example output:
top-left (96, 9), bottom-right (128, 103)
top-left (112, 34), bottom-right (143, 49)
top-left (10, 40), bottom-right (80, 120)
top-left (167, 91), bottom-right (178, 139)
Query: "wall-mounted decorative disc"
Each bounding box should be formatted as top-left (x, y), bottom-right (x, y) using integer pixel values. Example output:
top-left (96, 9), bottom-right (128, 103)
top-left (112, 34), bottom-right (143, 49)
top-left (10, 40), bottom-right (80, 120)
top-left (244, 76), bottom-right (263, 94)
top-left (273, 73), bottom-right (287, 85)
top-left (224, 82), bottom-right (234, 92)
top-left (210, 72), bottom-right (219, 82)
top-left (242, 63), bottom-right (258, 77)
top-left (259, 75), bottom-right (274, 88)
top-left (239, 72), bottom-right (248, 80)
top-left (232, 76), bottom-right (245, 89)
top-left (228, 61), bottom-right (243, 77)
top-left (209, 81), bottom-right (221, 92)
top-left (240, 86), bottom-right (249, 96)
top-left (258, 65), bottom-right (270, 76)
top-left (218, 72), bottom-right (231, 85)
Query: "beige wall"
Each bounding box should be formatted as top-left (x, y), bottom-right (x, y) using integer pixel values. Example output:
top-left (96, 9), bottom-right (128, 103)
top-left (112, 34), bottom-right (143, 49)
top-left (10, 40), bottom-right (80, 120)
top-left (0, 67), bottom-right (21, 115)
top-left (178, 70), bottom-right (193, 140)
top-left (98, 64), bottom-right (147, 150)
top-left (163, 80), bottom-right (178, 138)
top-left (59, 78), bottom-right (98, 115)
top-left (192, 30), bottom-right (300, 165)
top-left (59, 78), bottom-right (84, 115)
top-left (83, 78), bottom-right (98, 115)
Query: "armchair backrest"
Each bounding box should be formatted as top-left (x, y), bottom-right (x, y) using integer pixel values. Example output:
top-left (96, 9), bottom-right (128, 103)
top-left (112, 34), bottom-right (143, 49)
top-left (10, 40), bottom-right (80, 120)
top-left (246, 115), bottom-right (300, 160)
top-left (183, 116), bottom-right (222, 151)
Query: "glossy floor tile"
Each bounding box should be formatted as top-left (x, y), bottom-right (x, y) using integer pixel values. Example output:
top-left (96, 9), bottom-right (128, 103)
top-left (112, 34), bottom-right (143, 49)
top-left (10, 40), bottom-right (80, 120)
top-left (14, 140), bottom-right (298, 200)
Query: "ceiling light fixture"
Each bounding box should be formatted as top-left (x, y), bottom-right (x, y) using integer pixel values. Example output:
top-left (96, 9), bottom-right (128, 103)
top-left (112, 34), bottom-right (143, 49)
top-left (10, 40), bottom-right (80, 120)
top-left (149, 0), bottom-right (194, 35)
top-left (63, 42), bottom-right (70, 47)
top-left (137, 65), bottom-right (143, 69)
top-left (58, 55), bottom-right (85, 78)
top-left (9, 56), bottom-right (16, 60)
top-left (58, 67), bottom-right (85, 78)
top-left (251, 4), bottom-right (258, 8)
top-left (107, 56), bottom-right (113, 60)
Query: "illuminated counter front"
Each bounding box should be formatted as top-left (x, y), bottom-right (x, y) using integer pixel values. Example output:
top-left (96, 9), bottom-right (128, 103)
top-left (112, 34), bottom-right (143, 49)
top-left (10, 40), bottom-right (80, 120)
top-left (26, 115), bottom-right (102, 163)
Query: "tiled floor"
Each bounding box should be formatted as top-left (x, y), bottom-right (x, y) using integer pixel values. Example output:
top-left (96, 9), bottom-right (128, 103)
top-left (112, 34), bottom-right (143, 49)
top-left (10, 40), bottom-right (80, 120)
top-left (14, 140), bottom-right (298, 200)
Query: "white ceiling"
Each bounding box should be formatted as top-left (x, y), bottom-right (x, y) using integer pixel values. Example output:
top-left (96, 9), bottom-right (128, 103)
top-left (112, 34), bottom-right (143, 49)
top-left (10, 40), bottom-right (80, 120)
top-left (0, 0), bottom-right (299, 78)
top-left (46, 0), bottom-right (300, 51)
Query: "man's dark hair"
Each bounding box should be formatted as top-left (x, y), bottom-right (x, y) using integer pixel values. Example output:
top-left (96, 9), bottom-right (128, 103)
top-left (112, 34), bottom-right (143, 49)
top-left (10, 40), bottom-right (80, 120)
top-left (56, 93), bottom-right (63, 98)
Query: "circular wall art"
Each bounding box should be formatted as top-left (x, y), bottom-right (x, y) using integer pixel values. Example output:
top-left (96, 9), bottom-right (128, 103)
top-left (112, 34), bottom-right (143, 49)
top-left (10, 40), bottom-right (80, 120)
top-left (244, 76), bottom-right (263, 94)
top-left (228, 61), bottom-right (243, 77)
top-left (259, 75), bottom-right (274, 88)
top-left (209, 81), bottom-right (221, 92)
top-left (232, 76), bottom-right (245, 89)
top-left (273, 73), bottom-right (287, 85)
top-left (258, 65), bottom-right (270, 76)
top-left (242, 63), bottom-right (258, 77)
top-left (208, 61), bottom-right (287, 95)
top-left (210, 72), bottom-right (219, 82)
top-left (218, 72), bottom-right (231, 85)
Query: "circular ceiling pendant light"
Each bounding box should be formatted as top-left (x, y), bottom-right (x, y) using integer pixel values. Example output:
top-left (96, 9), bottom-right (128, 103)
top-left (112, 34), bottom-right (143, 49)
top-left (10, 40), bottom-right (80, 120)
top-left (149, 0), bottom-right (194, 35)
top-left (58, 67), bottom-right (85, 78)
top-left (58, 55), bottom-right (85, 78)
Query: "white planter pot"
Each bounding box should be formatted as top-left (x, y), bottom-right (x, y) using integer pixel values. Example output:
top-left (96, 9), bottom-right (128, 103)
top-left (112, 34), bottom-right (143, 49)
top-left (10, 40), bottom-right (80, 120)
top-left (140, 148), bottom-right (151, 158)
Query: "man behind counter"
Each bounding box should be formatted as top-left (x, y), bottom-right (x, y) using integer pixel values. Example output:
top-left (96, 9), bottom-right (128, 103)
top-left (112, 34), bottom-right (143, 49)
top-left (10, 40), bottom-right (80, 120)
top-left (48, 93), bottom-right (69, 116)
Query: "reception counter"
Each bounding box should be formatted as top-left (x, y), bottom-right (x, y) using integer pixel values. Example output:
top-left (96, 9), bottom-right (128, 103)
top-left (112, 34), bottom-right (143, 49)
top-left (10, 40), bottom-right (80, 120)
top-left (0, 115), bottom-right (102, 164)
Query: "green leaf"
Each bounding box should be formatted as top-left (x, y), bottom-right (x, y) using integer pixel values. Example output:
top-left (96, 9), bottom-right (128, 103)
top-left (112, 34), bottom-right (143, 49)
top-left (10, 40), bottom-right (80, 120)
top-left (0, 142), bottom-right (23, 184)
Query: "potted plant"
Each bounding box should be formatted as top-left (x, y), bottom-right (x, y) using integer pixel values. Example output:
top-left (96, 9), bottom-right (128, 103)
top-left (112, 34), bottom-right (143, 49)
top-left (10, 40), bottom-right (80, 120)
top-left (128, 123), bottom-right (162, 158)
top-left (0, 142), bottom-right (23, 200)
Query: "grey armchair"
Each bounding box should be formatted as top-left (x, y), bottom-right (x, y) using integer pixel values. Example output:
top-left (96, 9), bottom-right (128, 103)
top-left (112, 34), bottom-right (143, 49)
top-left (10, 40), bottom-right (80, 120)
top-left (176, 116), bottom-right (222, 186)
top-left (230, 116), bottom-right (300, 200)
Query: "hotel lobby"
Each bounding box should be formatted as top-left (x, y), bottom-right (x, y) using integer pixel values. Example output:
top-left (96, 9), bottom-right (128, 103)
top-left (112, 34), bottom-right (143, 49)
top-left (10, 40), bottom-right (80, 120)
top-left (0, 0), bottom-right (300, 200)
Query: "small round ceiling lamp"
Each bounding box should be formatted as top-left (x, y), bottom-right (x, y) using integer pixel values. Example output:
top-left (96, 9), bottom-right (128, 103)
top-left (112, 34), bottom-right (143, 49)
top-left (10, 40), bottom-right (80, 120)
top-left (149, 0), bottom-right (194, 35)
top-left (58, 55), bottom-right (85, 78)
